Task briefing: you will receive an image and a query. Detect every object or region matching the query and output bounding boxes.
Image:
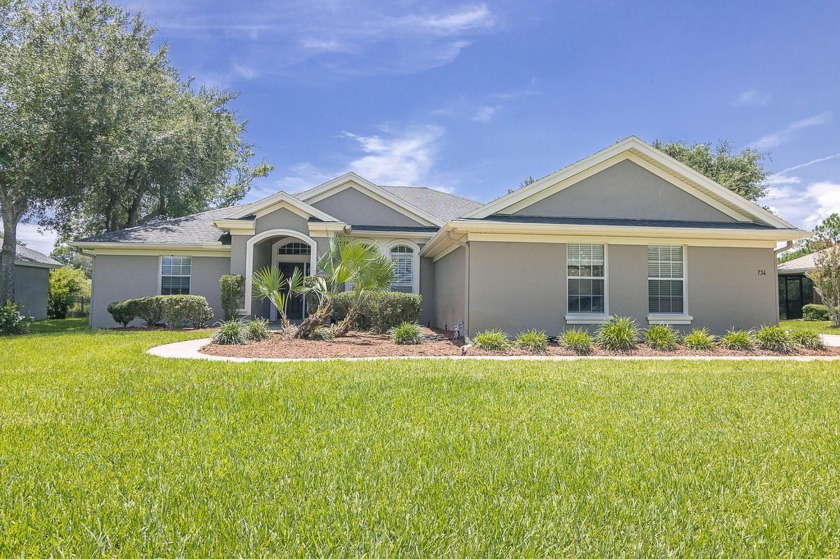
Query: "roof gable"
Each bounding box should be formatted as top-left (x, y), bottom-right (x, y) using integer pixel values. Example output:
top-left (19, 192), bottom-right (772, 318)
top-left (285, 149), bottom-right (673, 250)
top-left (226, 191), bottom-right (338, 222)
top-left (465, 137), bottom-right (795, 229)
top-left (297, 173), bottom-right (443, 227)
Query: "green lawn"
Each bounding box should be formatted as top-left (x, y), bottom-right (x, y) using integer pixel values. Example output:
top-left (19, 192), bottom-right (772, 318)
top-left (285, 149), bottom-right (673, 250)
top-left (2, 322), bottom-right (840, 556)
top-left (781, 319), bottom-right (840, 334)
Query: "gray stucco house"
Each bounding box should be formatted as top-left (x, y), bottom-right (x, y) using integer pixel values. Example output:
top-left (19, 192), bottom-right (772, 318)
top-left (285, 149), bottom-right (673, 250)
top-left (9, 243), bottom-right (62, 320)
top-left (72, 137), bottom-right (808, 335)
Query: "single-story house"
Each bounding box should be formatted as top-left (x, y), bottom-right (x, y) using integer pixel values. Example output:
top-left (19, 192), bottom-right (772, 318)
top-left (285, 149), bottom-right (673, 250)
top-left (8, 243), bottom-right (62, 320)
top-left (777, 250), bottom-right (826, 319)
top-left (72, 137), bottom-right (808, 335)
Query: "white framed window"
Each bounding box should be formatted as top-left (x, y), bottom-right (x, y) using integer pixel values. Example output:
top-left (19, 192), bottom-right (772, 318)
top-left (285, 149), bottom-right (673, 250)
top-left (647, 245), bottom-right (688, 318)
top-left (567, 244), bottom-right (606, 318)
top-left (160, 256), bottom-right (191, 295)
top-left (389, 245), bottom-right (414, 293)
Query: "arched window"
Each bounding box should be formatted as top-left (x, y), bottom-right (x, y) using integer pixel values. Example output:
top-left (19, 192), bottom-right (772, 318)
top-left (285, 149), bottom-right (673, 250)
top-left (277, 242), bottom-right (311, 255)
top-left (390, 245), bottom-right (414, 293)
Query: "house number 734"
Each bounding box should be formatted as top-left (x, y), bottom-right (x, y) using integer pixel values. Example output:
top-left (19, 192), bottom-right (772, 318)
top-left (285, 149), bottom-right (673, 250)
top-left (757, 270), bottom-right (766, 276)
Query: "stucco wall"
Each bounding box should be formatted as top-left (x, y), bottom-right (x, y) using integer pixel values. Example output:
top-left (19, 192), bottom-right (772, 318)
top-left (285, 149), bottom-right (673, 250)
top-left (687, 246), bottom-right (777, 332)
top-left (255, 208), bottom-right (310, 235)
top-left (510, 160), bottom-right (737, 223)
top-left (419, 256), bottom-right (435, 326)
top-left (432, 247), bottom-right (466, 332)
top-left (90, 254), bottom-right (228, 328)
top-left (467, 241), bottom-right (566, 337)
top-left (606, 245), bottom-right (649, 327)
top-left (312, 187), bottom-right (424, 227)
top-left (14, 265), bottom-right (50, 321)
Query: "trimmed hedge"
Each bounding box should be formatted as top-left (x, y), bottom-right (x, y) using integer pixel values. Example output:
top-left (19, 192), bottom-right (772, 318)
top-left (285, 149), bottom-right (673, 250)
top-left (219, 274), bottom-right (244, 321)
top-left (802, 304), bottom-right (831, 321)
top-left (107, 295), bottom-right (213, 328)
top-left (334, 291), bottom-right (422, 333)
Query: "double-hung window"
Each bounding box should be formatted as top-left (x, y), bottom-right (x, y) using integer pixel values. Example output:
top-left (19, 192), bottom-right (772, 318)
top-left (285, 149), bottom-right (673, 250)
top-left (160, 256), bottom-right (191, 295)
top-left (390, 245), bottom-right (414, 293)
top-left (567, 244), bottom-right (606, 315)
top-left (647, 246), bottom-right (684, 314)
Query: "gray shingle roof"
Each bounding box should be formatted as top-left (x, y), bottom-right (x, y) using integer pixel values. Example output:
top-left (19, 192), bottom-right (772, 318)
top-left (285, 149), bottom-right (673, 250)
top-left (470, 215), bottom-right (780, 230)
top-left (14, 243), bottom-right (62, 267)
top-left (778, 249), bottom-right (828, 273)
top-left (73, 186), bottom-right (484, 245)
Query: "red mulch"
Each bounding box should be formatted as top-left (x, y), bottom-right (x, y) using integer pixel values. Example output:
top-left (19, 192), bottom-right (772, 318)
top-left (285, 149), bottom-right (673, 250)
top-left (199, 327), bottom-right (840, 359)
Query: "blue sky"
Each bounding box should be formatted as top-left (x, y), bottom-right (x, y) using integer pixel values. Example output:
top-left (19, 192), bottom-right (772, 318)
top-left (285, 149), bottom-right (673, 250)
top-left (19, 0), bottom-right (840, 253)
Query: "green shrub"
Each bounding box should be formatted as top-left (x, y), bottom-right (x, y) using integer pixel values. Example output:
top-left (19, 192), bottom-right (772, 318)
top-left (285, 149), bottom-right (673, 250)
top-left (473, 329), bottom-right (510, 351)
top-left (720, 329), bottom-right (755, 351)
top-left (515, 329), bottom-right (548, 353)
top-left (643, 324), bottom-right (678, 350)
top-left (333, 291), bottom-right (422, 333)
top-left (212, 319), bottom-right (247, 345)
top-left (802, 304), bottom-right (831, 321)
top-left (0, 300), bottom-right (33, 335)
top-left (311, 326), bottom-right (335, 341)
top-left (219, 274), bottom-right (244, 321)
top-left (160, 295), bottom-right (214, 328)
top-left (755, 325), bottom-right (793, 353)
top-left (790, 329), bottom-right (825, 350)
top-left (107, 300), bottom-right (136, 327)
top-left (393, 322), bottom-right (423, 345)
top-left (245, 317), bottom-right (269, 342)
top-left (683, 328), bottom-right (716, 351)
top-left (596, 316), bottom-right (638, 351)
top-left (561, 328), bottom-right (593, 354)
top-left (48, 267), bottom-right (89, 319)
top-left (133, 296), bottom-right (164, 326)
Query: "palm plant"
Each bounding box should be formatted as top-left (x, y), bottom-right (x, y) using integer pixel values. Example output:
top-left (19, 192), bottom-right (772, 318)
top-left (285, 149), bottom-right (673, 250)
top-left (251, 265), bottom-right (303, 330)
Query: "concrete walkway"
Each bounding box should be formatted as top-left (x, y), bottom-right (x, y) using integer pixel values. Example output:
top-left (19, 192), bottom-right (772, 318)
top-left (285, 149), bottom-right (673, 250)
top-left (147, 338), bottom-right (840, 363)
top-left (822, 334), bottom-right (840, 347)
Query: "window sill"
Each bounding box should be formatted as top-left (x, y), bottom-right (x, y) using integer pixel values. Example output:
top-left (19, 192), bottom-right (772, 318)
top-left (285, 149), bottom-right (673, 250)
top-left (565, 313), bottom-right (610, 325)
top-left (647, 314), bottom-right (693, 325)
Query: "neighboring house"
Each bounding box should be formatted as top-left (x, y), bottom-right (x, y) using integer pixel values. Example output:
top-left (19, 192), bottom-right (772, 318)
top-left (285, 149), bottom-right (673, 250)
top-left (72, 137), bottom-right (808, 334)
top-left (777, 249), bottom-right (826, 319)
top-left (7, 243), bottom-right (62, 320)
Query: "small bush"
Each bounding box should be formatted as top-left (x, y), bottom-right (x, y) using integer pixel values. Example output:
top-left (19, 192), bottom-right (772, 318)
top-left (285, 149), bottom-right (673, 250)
top-left (160, 295), bottom-right (214, 328)
top-left (755, 325), bottom-right (793, 353)
top-left (596, 316), bottom-right (638, 351)
top-left (245, 317), bottom-right (269, 342)
top-left (473, 329), bottom-right (510, 351)
top-left (791, 329), bottom-right (825, 350)
top-left (107, 300), bottom-right (136, 327)
top-left (311, 326), bottom-right (335, 341)
top-left (219, 274), bottom-right (244, 321)
top-left (561, 328), bottom-right (593, 354)
top-left (333, 291), bottom-right (422, 333)
top-left (802, 304), bottom-right (831, 322)
top-left (643, 324), bottom-right (678, 351)
top-left (134, 296), bottom-right (164, 326)
top-left (212, 319), bottom-right (247, 345)
top-left (683, 328), bottom-right (716, 350)
top-left (720, 329), bottom-right (755, 351)
top-left (393, 322), bottom-right (423, 345)
top-left (0, 300), bottom-right (33, 335)
top-left (515, 329), bottom-right (548, 353)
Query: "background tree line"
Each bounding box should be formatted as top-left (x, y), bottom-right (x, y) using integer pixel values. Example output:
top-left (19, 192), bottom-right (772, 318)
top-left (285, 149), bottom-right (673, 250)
top-left (0, 0), bottom-right (272, 302)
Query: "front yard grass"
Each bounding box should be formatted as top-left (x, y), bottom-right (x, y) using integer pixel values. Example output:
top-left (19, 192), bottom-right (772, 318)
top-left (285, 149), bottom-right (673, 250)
top-left (1, 321), bottom-right (839, 556)
top-left (781, 318), bottom-right (840, 334)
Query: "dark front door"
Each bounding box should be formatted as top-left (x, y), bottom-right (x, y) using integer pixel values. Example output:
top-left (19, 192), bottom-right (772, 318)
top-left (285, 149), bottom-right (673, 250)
top-left (779, 274), bottom-right (814, 320)
top-left (278, 262), bottom-right (308, 320)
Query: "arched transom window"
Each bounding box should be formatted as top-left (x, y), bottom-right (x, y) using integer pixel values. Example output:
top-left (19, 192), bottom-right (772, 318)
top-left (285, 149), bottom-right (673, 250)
top-left (390, 245), bottom-right (414, 293)
top-left (277, 242), bottom-right (311, 255)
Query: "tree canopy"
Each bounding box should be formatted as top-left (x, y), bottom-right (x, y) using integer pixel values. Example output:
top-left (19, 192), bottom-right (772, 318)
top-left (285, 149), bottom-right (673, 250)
top-left (653, 140), bottom-right (768, 202)
top-left (0, 0), bottom-right (271, 303)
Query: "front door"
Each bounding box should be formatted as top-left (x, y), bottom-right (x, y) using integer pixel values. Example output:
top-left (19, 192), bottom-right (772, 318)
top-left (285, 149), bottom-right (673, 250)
top-left (278, 262), bottom-right (309, 320)
top-left (779, 275), bottom-right (806, 320)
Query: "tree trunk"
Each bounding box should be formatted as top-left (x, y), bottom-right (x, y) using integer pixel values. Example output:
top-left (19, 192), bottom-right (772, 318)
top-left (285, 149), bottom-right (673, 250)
top-left (296, 304), bottom-right (332, 338)
top-left (0, 205), bottom-right (19, 304)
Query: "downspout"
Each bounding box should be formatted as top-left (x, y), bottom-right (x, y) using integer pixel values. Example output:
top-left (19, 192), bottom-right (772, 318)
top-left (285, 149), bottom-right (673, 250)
top-left (773, 240), bottom-right (794, 324)
top-left (445, 230), bottom-right (469, 340)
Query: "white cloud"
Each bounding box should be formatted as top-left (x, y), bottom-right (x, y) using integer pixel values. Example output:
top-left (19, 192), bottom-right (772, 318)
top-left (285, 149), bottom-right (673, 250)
top-left (732, 89), bottom-right (770, 107)
top-left (344, 125), bottom-right (445, 184)
top-left (750, 112), bottom-right (832, 149)
top-left (471, 105), bottom-right (501, 122)
top-left (761, 180), bottom-right (840, 230)
top-left (3, 223), bottom-right (59, 256)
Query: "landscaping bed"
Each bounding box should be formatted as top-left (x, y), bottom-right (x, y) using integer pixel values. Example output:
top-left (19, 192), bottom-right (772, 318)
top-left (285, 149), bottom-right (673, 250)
top-left (200, 327), bottom-right (840, 359)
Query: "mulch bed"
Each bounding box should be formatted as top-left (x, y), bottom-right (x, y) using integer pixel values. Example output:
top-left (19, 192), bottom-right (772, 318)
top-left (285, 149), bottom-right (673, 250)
top-left (199, 327), bottom-right (840, 359)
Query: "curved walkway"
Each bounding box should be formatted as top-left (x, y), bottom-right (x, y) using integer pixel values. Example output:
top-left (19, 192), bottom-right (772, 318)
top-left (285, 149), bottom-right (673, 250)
top-left (148, 338), bottom-right (840, 363)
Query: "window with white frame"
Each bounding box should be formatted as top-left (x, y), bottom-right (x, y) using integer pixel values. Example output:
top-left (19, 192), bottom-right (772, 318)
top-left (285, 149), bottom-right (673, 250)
top-left (390, 245), bottom-right (414, 293)
top-left (160, 256), bottom-right (191, 295)
top-left (648, 246), bottom-right (684, 313)
top-left (567, 244), bottom-right (605, 313)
